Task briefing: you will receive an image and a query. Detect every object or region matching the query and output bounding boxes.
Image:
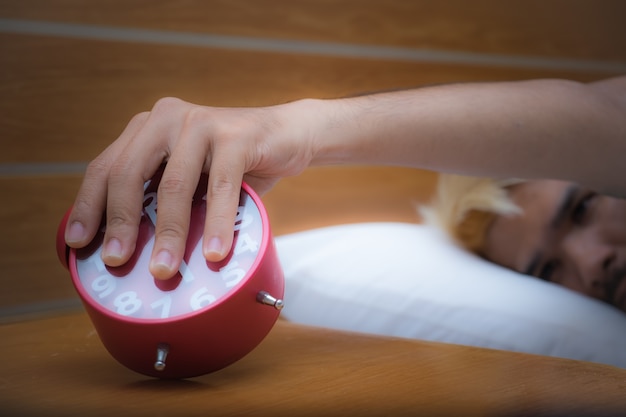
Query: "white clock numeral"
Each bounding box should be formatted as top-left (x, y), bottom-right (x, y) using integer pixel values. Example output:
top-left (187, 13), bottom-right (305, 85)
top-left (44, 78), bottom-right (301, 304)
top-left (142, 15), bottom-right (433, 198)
top-left (92, 247), bottom-right (107, 273)
top-left (177, 263), bottom-right (195, 283)
top-left (85, 244), bottom-right (107, 275)
top-left (91, 275), bottom-right (117, 299)
top-left (150, 295), bottom-right (172, 319)
top-left (143, 192), bottom-right (159, 222)
top-left (114, 291), bottom-right (143, 316)
top-left (220, 262), bottom-right (246, 288)
top-left (190, 287), bottom-right (216, 311)
top-left (143, 191), bottom-right (196, 283)
top-left (234, 232), bottom-right (259, 255)
top-left (234, 206), bottom-right (253, 231)
top-left (179, 259), bottom-right (195, 283)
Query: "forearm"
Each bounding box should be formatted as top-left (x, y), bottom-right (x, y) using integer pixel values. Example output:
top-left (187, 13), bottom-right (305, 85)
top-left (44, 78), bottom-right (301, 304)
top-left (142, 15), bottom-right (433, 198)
top-left (66, 76), bottom-right (625, 275)
top-left (300, 78), bottom-right (626, 196)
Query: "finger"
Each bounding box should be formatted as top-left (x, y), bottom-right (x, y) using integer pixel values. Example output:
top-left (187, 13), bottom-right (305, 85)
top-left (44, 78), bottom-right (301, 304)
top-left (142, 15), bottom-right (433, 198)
top-left (102, 112), bottom-right (172, 267)
top-left (65, 112), bottom-right (149, 248)
top-left (101, 158), bottom-right (146, 267)
top-left (149, 125), bottom-right (209, 280)
top-left (203, 145), bottom-right (246, 262)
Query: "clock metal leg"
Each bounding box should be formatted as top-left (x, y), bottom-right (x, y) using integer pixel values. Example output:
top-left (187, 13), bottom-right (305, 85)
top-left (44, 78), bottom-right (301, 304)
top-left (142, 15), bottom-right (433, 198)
top-left (154, 343), bottom-right (170, 371)
top-left (256, 291), bottom-right (284, 310)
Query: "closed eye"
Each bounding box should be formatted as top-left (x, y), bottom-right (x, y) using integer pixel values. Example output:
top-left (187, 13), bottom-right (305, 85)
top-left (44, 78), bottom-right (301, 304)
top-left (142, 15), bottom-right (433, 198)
top-left (538, 260), bottom-right (559, 282)
top-left (572, 192), bottom-right (597, 225)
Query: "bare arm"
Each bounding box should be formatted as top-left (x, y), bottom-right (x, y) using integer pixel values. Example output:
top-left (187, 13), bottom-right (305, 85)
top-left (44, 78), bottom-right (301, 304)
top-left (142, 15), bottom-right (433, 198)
top-left (65, 76), bottom-right (626, 280)
top-left (306, 76), bottom-right (626, 196)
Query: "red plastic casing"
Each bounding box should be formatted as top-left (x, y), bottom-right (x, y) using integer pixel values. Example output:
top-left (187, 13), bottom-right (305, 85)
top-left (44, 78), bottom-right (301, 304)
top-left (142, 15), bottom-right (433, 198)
top-left (56, 179), bottom-right (284, 379)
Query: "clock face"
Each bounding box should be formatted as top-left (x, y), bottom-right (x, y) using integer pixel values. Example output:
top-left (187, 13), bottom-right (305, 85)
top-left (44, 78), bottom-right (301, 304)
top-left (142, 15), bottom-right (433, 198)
top-left (71, 175), bottom-right (265, 321)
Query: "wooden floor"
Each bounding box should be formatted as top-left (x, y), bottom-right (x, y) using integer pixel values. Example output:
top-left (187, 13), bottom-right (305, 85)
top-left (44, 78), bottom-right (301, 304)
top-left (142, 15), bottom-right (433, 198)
top-left (1, 0), bottom-right (625, 334)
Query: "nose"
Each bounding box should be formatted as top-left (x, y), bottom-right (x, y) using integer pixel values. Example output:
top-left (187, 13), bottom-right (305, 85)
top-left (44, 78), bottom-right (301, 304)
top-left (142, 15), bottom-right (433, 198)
top-left (563, 227), bottom-right (616, 295)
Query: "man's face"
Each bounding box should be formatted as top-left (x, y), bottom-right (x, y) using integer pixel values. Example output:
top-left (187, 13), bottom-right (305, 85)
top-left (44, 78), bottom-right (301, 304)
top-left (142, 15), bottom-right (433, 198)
top-left (483, 180), bottom-right (626, 313)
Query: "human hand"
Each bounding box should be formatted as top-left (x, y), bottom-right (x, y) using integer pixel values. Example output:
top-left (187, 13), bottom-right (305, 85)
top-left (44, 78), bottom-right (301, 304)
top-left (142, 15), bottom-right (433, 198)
top-left (64, 97), bottom-right (316, 280)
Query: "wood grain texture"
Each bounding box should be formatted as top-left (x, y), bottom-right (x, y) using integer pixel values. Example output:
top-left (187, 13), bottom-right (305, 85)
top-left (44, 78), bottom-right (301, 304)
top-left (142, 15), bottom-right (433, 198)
top-left (1, 0), bottom-right (626, 62)
top-left (264, 166), bottom-right (437, 235)
top-left (1, 32), bottom-right (608, 164)
top-left (0, 176), bottom-right (81, 308)
top-left (1, 313), bottom-right (625, 417)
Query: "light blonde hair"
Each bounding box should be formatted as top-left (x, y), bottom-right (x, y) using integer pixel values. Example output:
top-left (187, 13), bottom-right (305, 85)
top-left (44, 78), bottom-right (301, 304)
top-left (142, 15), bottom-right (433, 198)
top-left (420, 174), bottom-right (524, 255)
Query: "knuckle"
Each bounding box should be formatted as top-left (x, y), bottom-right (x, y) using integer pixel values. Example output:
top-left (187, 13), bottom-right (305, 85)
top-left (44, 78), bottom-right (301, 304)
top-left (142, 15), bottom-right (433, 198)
top-left (184, 106), bottom-right (208, 124)
top-left (209, 175), bottom-right (238, 198)
top-left (210, 122), bottom-right (237, 144)
top-left (156, 223), bottom-right (188, 244)
top-left (84, 156), bottom-right (110, 179)
top-left (182, 106), bottom-right (213, 137)
top-left (108, 153), bottom-right (136, 180)
top-left (72, 195), bottom-right (97, 215)
top-left (128, 111), bottom-right (150, 127)
top-left (207, 212), bottom-right (235, 230)
top-left (158, 174), bottom-right (190, 196)
top-left (106, 210), bottom-right (136, 229)
top-left (152, 97), bottom-right (184, 115)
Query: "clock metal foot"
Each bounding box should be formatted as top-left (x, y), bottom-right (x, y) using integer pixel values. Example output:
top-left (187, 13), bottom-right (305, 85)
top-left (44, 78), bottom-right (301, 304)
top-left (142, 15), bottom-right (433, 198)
top-left (154, 343), bottom-right (170, 371)
top-left (256, 291), bottom-right (284, 310)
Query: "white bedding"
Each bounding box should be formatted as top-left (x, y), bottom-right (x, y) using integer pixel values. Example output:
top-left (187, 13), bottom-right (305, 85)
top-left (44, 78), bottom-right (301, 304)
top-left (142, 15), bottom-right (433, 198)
top-left (275, 222), bottom-right (626, 368)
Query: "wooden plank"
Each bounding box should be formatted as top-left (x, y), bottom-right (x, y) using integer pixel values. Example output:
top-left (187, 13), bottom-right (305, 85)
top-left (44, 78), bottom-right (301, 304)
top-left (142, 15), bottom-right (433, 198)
top-left (0, 176), bottom-right (80, 309)
top-left (1, 313), bottom-right (625, 417)
top-left (0, 33), bottom-right (610, 164)
top-left (1, 0), bottom-right (625, 61)
top-left (264, 166), bottom-right (437, 236)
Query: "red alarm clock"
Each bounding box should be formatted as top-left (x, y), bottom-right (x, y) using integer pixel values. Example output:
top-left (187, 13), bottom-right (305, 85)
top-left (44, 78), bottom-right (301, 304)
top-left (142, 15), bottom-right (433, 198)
top-left (56, 171), bottom-right (284, 379)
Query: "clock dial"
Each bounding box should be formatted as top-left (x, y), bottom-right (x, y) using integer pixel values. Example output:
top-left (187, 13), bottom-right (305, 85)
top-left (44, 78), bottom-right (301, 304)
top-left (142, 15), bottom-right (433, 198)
top-left (72, 174), bottom-right (264, 321)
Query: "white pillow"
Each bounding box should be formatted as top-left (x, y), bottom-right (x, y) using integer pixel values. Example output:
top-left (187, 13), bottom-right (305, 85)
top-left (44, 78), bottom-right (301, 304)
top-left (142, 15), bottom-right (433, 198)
top-left (275, 222), bottom-right (626, 368)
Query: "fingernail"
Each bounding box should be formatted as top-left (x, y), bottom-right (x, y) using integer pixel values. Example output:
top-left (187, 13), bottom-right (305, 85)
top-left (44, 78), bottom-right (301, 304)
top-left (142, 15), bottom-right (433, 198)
top-left (103, 238), bottom-right (123, 261)
top-left (204, 237), bottom-right (223, 261)
top-left (151, 249), bottom-right (174, 272)
top-left (66, 221), bottom-right (85, 243)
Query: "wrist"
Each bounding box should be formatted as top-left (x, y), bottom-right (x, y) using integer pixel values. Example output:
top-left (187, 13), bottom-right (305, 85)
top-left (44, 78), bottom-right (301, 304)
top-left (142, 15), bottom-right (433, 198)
top-left (275, 98), bottom-right (339, 167)
top-left (286, 97), bottom-right (362, 166)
